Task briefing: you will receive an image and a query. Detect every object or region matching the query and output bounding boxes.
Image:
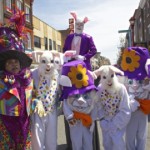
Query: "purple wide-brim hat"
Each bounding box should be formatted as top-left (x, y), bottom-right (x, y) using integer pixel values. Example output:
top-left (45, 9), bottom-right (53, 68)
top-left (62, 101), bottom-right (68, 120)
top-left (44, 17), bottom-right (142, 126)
top-left (61, 60), bottom-right (97, 100)
top-left (120, 46), bottom-right (150, 80)
top-left (0, 27), bottom-right (32, 70)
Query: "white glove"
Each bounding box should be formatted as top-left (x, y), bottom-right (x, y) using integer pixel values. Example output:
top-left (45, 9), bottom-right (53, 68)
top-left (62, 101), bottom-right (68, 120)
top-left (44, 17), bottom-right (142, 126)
top-left (130, 98), bottom-right (140, 112)
top-left (63, 50), bottom-right (76, 63)
top-left (75, 55), bottom-right (85, 61)
top-left (34, 101), bottom-right (46, 117)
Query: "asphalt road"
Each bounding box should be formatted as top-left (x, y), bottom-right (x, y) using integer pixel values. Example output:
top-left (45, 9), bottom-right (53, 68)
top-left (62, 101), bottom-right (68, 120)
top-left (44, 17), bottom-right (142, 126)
top-left (57, 115), bottom-right (150, 150)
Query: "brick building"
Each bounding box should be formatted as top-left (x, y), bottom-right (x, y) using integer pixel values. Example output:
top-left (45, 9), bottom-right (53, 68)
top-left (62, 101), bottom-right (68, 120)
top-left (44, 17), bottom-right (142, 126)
top-left (0, 0), bottom-right (34, 50)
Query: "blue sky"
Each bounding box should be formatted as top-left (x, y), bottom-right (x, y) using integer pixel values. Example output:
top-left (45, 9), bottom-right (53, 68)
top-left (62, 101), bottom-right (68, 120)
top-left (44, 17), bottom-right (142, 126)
top-left (33, 0), bottom-right (140, 64)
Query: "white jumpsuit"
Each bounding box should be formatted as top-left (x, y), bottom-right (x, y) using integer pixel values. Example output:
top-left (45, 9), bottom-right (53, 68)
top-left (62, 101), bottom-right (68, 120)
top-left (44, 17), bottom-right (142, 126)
top-left (63, 93), bottom-right (97, 150)
top-left (97, 84), bottom-right (131, 150)
top-left (125, 80), bottom-right (150, 150)
top-left (31, 69), bottom-right (59, 150)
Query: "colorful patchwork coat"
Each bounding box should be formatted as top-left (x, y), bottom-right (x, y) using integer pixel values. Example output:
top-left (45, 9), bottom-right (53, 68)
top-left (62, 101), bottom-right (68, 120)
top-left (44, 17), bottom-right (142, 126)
top-left (0, 74), bottom-right (36, 150)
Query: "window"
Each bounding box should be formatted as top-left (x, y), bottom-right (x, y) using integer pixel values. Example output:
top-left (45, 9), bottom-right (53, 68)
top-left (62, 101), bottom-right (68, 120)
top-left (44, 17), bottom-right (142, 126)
top-left (27, 33), bottom-right (31, 49)
top-left (25, 5), bottom-right (30, 22)
top-left (0, 0), bottom-right (3, 20)
top-left (53, 41), bottom-right (56, 50)
top-left (17, 0), bottom-right (22, 10)
top-left (148, 24), bottom-right (150, 34)
top-left (57, 45), bottom-right (61, 52)
top-left (44, 37), bottom-right (48, 50)
top-left (6, 0), bottom-right (12, 10)
top-left (34, 36), bottom-right (41, 48)
top-left (49, 39), bottom-right (52, 50)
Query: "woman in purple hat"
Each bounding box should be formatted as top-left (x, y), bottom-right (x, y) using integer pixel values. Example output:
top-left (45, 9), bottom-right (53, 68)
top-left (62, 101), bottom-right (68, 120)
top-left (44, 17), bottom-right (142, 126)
top-left (0, 26), bottom-right (44, 150)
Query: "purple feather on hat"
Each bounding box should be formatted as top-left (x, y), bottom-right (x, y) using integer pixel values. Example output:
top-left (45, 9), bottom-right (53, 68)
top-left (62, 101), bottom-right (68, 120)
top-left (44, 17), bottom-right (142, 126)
top-left (0, 8), bottom-right (32, 70)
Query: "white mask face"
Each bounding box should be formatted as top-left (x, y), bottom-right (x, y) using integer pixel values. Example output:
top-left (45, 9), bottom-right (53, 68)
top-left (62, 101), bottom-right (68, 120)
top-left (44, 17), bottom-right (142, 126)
top-left (67, 90), bottom-right (96, 114)
top-left (126, 79), bottom-right (144, 96)
top-left (38, 51), bottom-right (54, 77)
top-left (75, 19), bottom-right (84, 34)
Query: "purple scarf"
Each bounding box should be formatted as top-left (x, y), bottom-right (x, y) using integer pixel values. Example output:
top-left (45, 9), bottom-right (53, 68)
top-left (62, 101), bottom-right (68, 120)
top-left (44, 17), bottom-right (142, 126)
top-left (3, 68), bottom-right (32, 88)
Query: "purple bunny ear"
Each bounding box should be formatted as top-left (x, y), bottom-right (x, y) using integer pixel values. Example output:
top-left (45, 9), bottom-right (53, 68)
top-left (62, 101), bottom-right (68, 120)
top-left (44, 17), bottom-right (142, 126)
top-left (145, 59), bottom-right (150, 78)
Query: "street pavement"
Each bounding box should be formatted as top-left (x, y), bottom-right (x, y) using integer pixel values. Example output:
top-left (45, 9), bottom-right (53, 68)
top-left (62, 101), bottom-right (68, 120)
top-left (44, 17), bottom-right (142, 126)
top-left (57, 115), bottom-right (150, 150)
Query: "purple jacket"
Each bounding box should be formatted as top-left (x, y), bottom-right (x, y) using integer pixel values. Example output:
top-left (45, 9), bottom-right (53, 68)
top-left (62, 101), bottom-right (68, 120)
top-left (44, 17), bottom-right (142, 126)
top-left (63, 33), bottom-right (97, 70)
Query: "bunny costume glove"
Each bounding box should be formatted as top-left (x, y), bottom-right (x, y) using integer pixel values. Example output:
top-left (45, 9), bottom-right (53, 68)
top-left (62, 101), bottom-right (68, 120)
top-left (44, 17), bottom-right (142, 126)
top-left (34, 101), bottom-right (46, 117)
top-left (129, 95), bottom-right (140, 112)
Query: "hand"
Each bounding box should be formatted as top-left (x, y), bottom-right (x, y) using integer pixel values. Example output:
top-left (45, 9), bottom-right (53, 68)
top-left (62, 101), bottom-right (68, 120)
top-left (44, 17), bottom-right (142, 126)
top-left (34, 101), bottom-right (46, 117)
top-left (68, 118), bottom-right (77, 126)
top-left (75, 55), bottom-right (85, 61)
top-left (130, 99), bottom-right (140, 112)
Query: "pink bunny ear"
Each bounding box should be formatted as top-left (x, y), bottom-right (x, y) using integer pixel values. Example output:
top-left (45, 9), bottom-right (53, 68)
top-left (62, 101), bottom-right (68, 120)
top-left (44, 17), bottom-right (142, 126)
top-left (64, 50), bottom-right (76, 57)
top-left (32, 51), bottom-right (43, 63)
top-left (83, 17), bottom-right (89, 23)
top-left (70, 12), bottom-right (77, 20)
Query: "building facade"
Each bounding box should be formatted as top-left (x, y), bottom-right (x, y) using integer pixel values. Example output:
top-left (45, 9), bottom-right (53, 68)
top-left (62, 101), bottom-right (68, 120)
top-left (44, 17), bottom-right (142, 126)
top-left (0, 0), bottom-right (34, 50)
top-left (33, 16), bottom-right (62, 52)
top-left (127, 0), bottom-right (150, 50)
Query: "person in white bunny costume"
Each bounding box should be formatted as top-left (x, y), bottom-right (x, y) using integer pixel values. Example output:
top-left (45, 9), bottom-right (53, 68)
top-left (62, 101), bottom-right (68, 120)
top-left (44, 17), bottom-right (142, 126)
top-left (59, 60), bottom-right (98, 150)
top-left (94, 65), bottom-right (131, 150)
top-left (119, 46), bottom-right (150, 150)
top-left (63, 12), bottom-right (97, 71)
top-left (31, 50), bottom-right (62, 150)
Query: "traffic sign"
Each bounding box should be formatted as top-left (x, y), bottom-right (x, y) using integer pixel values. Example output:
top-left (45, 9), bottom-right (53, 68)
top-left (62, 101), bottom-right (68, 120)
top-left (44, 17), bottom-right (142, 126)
top-left (118, 30), bottom-right (130, 33)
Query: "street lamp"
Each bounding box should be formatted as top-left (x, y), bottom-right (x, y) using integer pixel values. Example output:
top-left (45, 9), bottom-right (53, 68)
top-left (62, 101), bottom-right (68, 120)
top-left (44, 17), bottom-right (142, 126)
top-left (129, 17), bottom-right (135, 46)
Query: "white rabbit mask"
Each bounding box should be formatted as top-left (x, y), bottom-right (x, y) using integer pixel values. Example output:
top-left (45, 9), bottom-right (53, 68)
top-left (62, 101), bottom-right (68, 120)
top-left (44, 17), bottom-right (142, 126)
top-left (94, 65), bottom-right (124, 94)
top-left (32, 50), bottom-right (64, 77)
top-left (38, 51), bottom-right (55, 78)
top-left (70, 12), bottom-right (89, 34)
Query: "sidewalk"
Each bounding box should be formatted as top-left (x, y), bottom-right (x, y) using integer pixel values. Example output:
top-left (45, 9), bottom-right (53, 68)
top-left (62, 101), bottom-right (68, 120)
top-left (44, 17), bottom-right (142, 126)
top-left (57, 115), bottom-right (150, 150)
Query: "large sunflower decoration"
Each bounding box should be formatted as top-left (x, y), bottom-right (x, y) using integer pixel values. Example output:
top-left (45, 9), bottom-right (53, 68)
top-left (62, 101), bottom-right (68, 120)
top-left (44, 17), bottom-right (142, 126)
top-left (121, 49), bottom-right (140, 72)
top-left (68, 64), bottom-right (89, 88)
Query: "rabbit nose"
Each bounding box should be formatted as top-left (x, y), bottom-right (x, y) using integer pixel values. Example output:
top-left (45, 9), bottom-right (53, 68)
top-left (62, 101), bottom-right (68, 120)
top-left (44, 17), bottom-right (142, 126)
top-left (132, 85), bottom-right (138, 90)
top-left (77, 97), bottom-right (85, 105)
top-left (47, 63), bottom-right (51, 68)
